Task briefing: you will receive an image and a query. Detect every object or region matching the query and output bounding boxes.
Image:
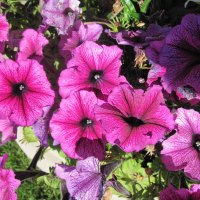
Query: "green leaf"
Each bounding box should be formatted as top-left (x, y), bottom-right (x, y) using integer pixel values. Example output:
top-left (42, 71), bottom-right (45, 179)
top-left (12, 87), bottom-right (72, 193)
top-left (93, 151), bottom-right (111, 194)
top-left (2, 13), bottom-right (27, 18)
top-left (141, 0), bottom-right (152, 14)
top-left (23, 127), bottom-right (38, 143)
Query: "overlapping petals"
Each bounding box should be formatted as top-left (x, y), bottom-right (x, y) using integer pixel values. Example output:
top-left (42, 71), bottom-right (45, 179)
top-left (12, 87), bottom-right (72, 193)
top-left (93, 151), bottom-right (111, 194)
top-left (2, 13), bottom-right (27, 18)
top-left (160, 184), bottom-right (200, 200)
top-left (59, 20), bottom-right (103, 61)
top-left (50, 90), bottom-right (105, 160)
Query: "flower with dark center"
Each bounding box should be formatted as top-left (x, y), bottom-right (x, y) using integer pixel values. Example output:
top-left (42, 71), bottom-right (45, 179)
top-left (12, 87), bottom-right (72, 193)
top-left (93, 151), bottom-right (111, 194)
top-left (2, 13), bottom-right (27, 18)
top-left (0, 59), bottom-right (55, 126)
top-left (59, 41), bottom-right (125, 98)
top-left (12, 83), bottom-right (26, 96)
top-left (80, 118), bottom-right (93, 128)
top-left (95, 84), bottom-right (174, 152)
top-left (50, 90), bottom-right (105, 160)
top-left (122, 116), bottom-right (144, 127)
top-left (159, 14), bottom-right (200, 93)
top-left (162, 108), bottom-right (200, 181)
top-left (41, 0), bottom-right (81, 35)
top-left (89, 70), bottom-right (103, 83)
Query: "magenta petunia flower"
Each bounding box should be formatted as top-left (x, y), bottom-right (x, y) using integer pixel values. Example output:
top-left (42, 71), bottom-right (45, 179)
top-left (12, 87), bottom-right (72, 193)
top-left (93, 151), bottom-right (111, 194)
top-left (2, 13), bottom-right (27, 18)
top-left (161, 108), bottom-right (200, 180)
top-left (41, 0), bottom-right (81, 35)
top-left (0, 154), bottom-right (21, 200)
top-left (0, 15), bottom-right (9, 42)
top-left (55, 157), bottom-right (103, 200)
top-left (0, 59), bottom-right (55, 126)
top-left (59, 41), bottom-right (123, 98)
top-left (160, 184), bottom-right (200, 200)
top-left (59, 20), bottom-right (103, 61)
top-left (159, 14), bottom-right (200, 93)
top-left (50, 90), bottom-right (105, 160)
top-left (95, 84), bottom-right (174, 152)
top-left (17, 29), bottom-right (48, 62)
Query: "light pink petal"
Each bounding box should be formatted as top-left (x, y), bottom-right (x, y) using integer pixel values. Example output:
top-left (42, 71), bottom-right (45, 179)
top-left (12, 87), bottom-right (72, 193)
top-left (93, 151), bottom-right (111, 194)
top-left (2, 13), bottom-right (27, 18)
top-left (0, 117), bottom-right (17, 145)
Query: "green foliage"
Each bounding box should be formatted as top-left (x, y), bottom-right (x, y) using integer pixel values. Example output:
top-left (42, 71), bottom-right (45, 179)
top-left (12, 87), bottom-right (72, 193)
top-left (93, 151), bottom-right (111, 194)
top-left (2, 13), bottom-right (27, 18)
top-left (23, 127), bottom-right (39, 143)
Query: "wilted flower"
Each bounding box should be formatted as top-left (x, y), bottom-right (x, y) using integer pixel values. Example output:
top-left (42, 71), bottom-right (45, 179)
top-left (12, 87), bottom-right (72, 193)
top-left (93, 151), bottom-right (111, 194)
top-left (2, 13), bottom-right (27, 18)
top-left (159, 14), bottom-right (200, 93)
top-left (17, 29), bottom-right (48, 62)
top-left (0, 154), bottom-right (21, 200)
top-left (161, 108), bottom-right (200, 180)
top-left (59, 41), bottom-right (123, 98)
top-left (160, 184), bottom-right (200, 200)
top-left (59, 20), bottom-right (103, 61)
top-left (95, 84), bottom-right (174, 152)
top-left (50, 90), bottom-right (105, 160)
top-left (0, 59), bottom-right (55, 126)
top-left (41, 0), bottom-right (81, 35)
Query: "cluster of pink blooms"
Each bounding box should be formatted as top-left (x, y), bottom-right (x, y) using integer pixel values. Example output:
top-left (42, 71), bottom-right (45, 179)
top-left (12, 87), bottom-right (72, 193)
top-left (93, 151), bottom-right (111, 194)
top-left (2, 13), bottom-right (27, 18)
top-left (1, 0), bottom-right (200, 199)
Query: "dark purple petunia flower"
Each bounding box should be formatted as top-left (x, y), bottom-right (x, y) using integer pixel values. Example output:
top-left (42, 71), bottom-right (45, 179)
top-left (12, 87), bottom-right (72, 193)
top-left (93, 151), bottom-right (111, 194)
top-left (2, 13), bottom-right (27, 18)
top-left (159, 14), bottom-right (200, 93)
top-left (41, 0), bottom-right (81, 35)
top-left (160, 184), bottom-right (200, 200)
top-left (107, 24), bottom-right (170, 63)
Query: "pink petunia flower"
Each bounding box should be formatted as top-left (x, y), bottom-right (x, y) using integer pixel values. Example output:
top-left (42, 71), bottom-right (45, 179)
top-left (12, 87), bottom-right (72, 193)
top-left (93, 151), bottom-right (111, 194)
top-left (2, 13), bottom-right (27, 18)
top-left (0, 15), bottom-right (9, 42)
top-left (95, 84), bottom-right (174, 152)
top-left (59, 41), bottom-right (123, 98)
top-left (161, 108), bottom-right (200, 181)
top-left (59, 20), bottom-right (103, 61)
top-left (0, 59), bottom-right (55, 126)
top-left (50, 90), bottom-right (105, 160)
top-left (41, 0), bottom-right (81, 35)
top-left (160, 184), bottom-right (200, 200)
top-left (0, 154), bottom-right (21, 200)
top-left (0, 116), bottom-right (17, 145)
top-left (17, 29), bottom-right (48, 62)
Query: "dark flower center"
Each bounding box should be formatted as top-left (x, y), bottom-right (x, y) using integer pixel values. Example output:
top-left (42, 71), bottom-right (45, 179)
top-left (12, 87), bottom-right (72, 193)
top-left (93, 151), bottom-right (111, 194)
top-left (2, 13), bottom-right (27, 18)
top-left (122, 116), bottom-right (144, 127)
top-left (80, 118), bottom-right (93, 128)
top-left (12, 83), bottom-right (26, 96)
top-left (89, 70), bottom-right (103, 83)
top-left (193, 134), bottom-right (200, 152)
top-left (63, 8), bottom-right (73, 16)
